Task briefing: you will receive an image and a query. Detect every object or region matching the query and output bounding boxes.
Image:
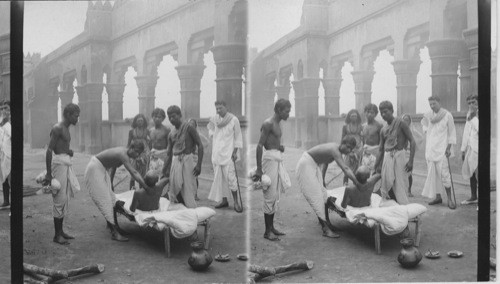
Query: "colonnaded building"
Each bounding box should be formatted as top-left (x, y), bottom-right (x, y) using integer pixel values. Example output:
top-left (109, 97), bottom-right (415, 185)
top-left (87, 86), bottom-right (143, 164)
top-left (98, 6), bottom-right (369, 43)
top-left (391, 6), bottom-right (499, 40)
top-left (23, 0), bottom-right (248, 175)
top-left (249, 0), bottom-right (495, 179)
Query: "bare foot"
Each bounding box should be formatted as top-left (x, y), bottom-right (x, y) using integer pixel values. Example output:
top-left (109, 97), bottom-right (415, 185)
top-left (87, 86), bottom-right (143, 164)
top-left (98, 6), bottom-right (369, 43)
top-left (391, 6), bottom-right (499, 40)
top-left (271, 228), bottom-right (285, 236)
top-left (428, 198), bottom-right (442, 205)
top-left (322, 227), bottom-right (340, 238)
top-left (215, 200), bottom-right (229, 208)
top-left (263, 232), bottom-right (280, 241)
top-left (53, 235), bottom-right (70, 245)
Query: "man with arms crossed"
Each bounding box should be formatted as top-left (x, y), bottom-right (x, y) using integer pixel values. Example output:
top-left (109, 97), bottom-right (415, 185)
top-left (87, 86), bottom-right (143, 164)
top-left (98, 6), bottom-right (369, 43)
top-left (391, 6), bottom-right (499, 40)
top-left (254, 99), bottom-right (292, 241)
top-left (85, 141), bottom-right (152, 241)
top-left (207, 100), bottom-right (243, 212)
top-left (296, 139), bottom-right (359, 238)
top-left (43, 103), bottom-right (81, 245)
top-left (161, 105), bottom-right (204, 208)
top-left (421, 96), bottom-right (457, 209)
top-left (374, 101), bottom-right (415, 205)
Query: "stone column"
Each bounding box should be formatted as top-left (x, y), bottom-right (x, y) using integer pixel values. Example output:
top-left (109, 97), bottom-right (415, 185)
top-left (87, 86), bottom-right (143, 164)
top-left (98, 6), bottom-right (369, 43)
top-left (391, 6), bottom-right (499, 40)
top-left (322, 78), bottom-right (342, 116)
top-left (351, 70), bottom-right (375, 112)
top-left (176, 64), bottom-right (205, 119)
top-left (275, 84), bottom-right (291, 100)
top-left (58, 88), bottom-right (74, 117)
top-left (85, 83), bottom-right (104, 154)
top-left (211, 43), bottom-right (245, 117)
top-left (392, 60), bottom-right (421, 115)
top-left (463, 28), bottom-right (478, 97)
top-left (75, 85), bottom-right (87, 152)
top-left (135, 75), bottom-right (158, 117)
top-left (427, 39), bottom-right (462, 112)
top-left (291, 80), bottom-right (304, 148)
top-left (105, 83), bottom-right (126, 121)
top-left (459, 58), bottom-right (471, 112)
top-left (302, 78), bottom-right (320, 148)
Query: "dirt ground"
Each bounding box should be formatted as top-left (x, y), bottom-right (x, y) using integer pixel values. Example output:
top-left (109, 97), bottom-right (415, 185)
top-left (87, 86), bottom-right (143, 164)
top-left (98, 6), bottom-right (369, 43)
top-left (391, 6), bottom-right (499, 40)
top-left (0, 204), bottom-right (10, 282)
top-left (248, 146), bottom-right (496, 283)
top-left (22, 147), bottom-right (248, 283)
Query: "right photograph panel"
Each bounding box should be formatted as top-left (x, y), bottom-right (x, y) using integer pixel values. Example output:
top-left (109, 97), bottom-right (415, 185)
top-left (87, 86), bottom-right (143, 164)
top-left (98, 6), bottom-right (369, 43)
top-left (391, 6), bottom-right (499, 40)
top-left (247, 0), bottom-right (483, 282)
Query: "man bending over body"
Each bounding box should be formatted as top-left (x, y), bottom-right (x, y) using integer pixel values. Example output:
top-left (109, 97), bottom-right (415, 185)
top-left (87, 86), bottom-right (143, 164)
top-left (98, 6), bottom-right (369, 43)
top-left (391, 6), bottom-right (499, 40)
top-left (130, 172), bottom-right (169, 212)
top-left (84, 141), bottom-right (153, 241)
top-left (295, 139), bottom-right (360, 238)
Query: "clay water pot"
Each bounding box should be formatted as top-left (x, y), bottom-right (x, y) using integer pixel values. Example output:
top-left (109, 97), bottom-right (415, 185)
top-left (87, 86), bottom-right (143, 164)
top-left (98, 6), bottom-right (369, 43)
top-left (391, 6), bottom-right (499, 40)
top-left (188, 241), bottom-right (213, 271)
top-left (397, 238), bottom-right (422, 268)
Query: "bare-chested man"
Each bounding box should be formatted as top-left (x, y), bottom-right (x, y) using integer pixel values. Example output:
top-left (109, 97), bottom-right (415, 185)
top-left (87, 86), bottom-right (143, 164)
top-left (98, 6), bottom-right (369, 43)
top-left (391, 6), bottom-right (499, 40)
top-left (148, 108), bottom-right (170, 182)
top-left (84, 141), bottom-right (152, 241)
top-left (340, 166), bottom-right (381, 209)
top-left (43, 103), bottom-right (81, 245)
top-left (161, 105), bottom-right (204, 208)
top-left (361, 103), bottom-right (383, 172)
top-left (295, 140), bottom-right (359, 238)
top-left (374, 101), bottom-right (415, 205)
top-left (254, 98), bottom-right (292, 241)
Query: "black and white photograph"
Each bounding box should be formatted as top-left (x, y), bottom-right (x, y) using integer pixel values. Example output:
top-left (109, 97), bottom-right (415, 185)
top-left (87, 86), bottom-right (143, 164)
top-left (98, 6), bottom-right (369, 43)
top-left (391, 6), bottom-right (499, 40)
top-left (0, 0), bottom-right (497, 282)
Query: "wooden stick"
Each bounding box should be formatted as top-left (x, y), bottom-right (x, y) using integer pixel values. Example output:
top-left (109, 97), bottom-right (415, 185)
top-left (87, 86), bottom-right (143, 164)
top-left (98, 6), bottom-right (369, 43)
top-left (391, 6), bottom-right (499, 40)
top-left (23, 270), bottom-right (52, 284)
top-left (67, 263), bottom-right (105, 277)
top-left (249, 260), bottom-right (314, 282)
top-left (23, 275), bottom-right (47, 284)
top-left (23, 263), bottom-right (69, 279)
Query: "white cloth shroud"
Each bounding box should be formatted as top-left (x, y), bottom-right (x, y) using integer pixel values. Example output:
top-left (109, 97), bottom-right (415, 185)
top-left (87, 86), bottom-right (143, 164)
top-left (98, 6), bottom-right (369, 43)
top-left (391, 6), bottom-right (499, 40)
top-left (327, 187), bottom-right (427, 235)
top-left (115, 191), bottom-right (216, 239)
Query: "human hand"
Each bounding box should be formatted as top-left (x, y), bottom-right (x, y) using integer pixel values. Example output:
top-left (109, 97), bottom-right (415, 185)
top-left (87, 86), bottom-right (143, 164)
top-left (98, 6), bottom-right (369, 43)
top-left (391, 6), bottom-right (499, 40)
top-left (445, 148), bottom-right (451, 158)
top-left (461, 151), bottom-right (465, 161)
top-left (253, 168), bottom-right (263, 182)
top-left (43, 173), bottom-right (52, 186)
top-left (232, 151), bottom-right (237, 162)
top-left (193, 165), bottom-right (201, 176)
top-left (405, 161), bottom-right (413, 173)
top-left (68, 149), bottom-right (74, 157)
top-left (279, 145), bottom-right (285, 153)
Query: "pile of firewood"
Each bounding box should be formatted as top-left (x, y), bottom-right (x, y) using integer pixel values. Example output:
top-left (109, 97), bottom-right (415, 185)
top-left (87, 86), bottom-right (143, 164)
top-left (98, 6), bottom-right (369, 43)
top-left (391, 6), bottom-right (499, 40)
top-left (23, 263), bottom-right (105, 283)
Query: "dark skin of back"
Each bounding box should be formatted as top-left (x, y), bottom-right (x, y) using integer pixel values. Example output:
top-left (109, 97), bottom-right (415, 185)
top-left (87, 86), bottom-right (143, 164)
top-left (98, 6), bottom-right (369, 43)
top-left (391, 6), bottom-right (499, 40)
top-left (130, 177), bottom-right (169, 212)
top-left (341, 173), bottom-right (381, 208)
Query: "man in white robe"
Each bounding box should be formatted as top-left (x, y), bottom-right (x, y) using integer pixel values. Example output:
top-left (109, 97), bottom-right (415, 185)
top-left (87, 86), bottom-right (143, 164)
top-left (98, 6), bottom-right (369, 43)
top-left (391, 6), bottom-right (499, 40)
top-left (421, 96), bottom-right (457, 209)
top-left (0, 101), bottom-right (11, 209)
top-left (460, 95), bottom-right (478, 205)
top-left (207, 101), bottom-right (243, 212)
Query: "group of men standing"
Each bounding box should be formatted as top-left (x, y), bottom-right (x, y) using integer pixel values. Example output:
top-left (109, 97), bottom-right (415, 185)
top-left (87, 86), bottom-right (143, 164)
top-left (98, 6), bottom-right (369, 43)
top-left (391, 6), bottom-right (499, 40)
top-left (43, 100), bottom-right (244, 244)
top-left (254, 94), bottom-right (478, 241)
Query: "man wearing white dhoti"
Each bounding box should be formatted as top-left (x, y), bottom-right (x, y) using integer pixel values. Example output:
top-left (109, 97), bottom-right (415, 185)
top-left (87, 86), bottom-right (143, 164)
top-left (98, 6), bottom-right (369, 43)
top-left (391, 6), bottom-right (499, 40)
top-left (85, 142), bottom-right (152, 242)
top-left (374, 101), bottom-right (416, 205)
top-left (207, 101), bottom-right (243, 212)
top-left (43, 103), bottom-right (81, 245)
top-left (254, 99), bottom-right (292, 241)
top-left (460, 95), bottom-right (478, 205)
top-left (421, 96), bottom-right (457, 209)
top-left (296, 140), bottom-right (359, 239)
top-left (0, 101), bottom-right (11, 209)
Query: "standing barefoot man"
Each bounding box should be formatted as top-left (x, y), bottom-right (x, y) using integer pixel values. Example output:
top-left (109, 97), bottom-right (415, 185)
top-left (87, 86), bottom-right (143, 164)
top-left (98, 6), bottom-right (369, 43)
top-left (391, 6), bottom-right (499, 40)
top-left (254, 99), bottom-right (292, 241)
top-left (43, 103), bottom-right (81, 245)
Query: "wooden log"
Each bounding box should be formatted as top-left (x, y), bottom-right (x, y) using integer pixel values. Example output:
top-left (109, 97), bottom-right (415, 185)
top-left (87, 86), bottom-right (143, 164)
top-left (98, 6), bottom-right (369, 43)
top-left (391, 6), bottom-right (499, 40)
top-left (67, 263), bottom-right (105, 277)
top-left (23, 263), bottom-right (69, 279)
top-left (249, 260), bottom-right (314, 282)
top-left (23, 270), bottom-right (52, 284)
top-left (23, 274), bottom-right (47, 284)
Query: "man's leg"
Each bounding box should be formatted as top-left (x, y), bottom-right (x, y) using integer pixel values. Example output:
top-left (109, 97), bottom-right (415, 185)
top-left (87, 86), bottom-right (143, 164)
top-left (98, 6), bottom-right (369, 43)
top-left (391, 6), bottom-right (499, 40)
top-left (228, 163), bottom-right (242, 212)
top-left (0, 179), bottom-right (9, 207)
top-left (462, 173), bottom-right (478, 204)
top-left (441, 158), bottom-right (456, 209)
top-left (263, 213), bottom-right (280, 241)
top-left (270, 213), bottom-right (285, 235)
top-left (53, 217), bottom-right (69, 245)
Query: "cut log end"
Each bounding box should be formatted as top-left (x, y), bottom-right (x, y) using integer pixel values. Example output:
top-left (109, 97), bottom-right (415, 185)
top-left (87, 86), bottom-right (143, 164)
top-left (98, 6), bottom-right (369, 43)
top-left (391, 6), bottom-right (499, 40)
top-left (305, 260), bottom-right (314, 270)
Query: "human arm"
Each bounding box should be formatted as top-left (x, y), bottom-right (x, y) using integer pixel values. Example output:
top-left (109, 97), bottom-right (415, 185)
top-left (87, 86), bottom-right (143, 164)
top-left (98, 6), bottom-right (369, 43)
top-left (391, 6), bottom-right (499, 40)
top-left (127, 129), bottom-right (133, 147)
top-left (156, 177), bottom-right (169, 189)
top-left (341, 125), bottom-right (347, 140)
top-left (232, 117), bottom-right (243, 161)
top-left (255, 122), bottom-right (271, 180)
top-left (445, 113), bottom-right (457, 157)
top-left (321, 163), bottom-right (328, 187)
top-left (341, 189), bottom-right (350, 208)
top-left (401, 122), bottom-right (416, 172)
top-left (161, 134), bottom-right (173, 178)
top-left (188, 125), bottom-right (203, 176)
top-left (110, 167), bottom-right (117, 192)
top-left (122, 156), bottom-right (154, 194)
top-left (333, 149), bottom-right (359, 186)
top-left (373, 129), bottom-right (385, 173)
top-left (44, 127), bottom-right (60, 185)
top-left (367, 173), bottom-right (382, 191)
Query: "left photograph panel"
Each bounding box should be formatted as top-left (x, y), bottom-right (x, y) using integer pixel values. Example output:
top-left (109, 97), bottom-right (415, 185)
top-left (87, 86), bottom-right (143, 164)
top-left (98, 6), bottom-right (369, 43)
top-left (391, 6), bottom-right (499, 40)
top-left (0, 1), bottom-right (11, 283)
top-left (22, 1), bottom-right (248, 283)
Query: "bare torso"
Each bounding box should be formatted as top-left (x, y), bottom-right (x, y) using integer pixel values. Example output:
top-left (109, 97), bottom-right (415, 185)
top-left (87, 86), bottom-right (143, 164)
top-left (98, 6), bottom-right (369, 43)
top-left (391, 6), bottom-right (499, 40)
top-left (343, 185), bottom-right (372, 208)
top-left (150, 125), bottom-right (170, 150)
top-left (307, 143), bottom-right (342, 165)
top-left (50, 123), bottom-right (72, 155)
top-left (169, 122), bottom-right (198, 155)
top-left (260, 118), bottom-right (282, 150)
top-left (381, 118), bottom-right (409, 151)
top-left (95, 147), bottom-right (129, 169)
top-left (362, 121), bottom-right (383, 146)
